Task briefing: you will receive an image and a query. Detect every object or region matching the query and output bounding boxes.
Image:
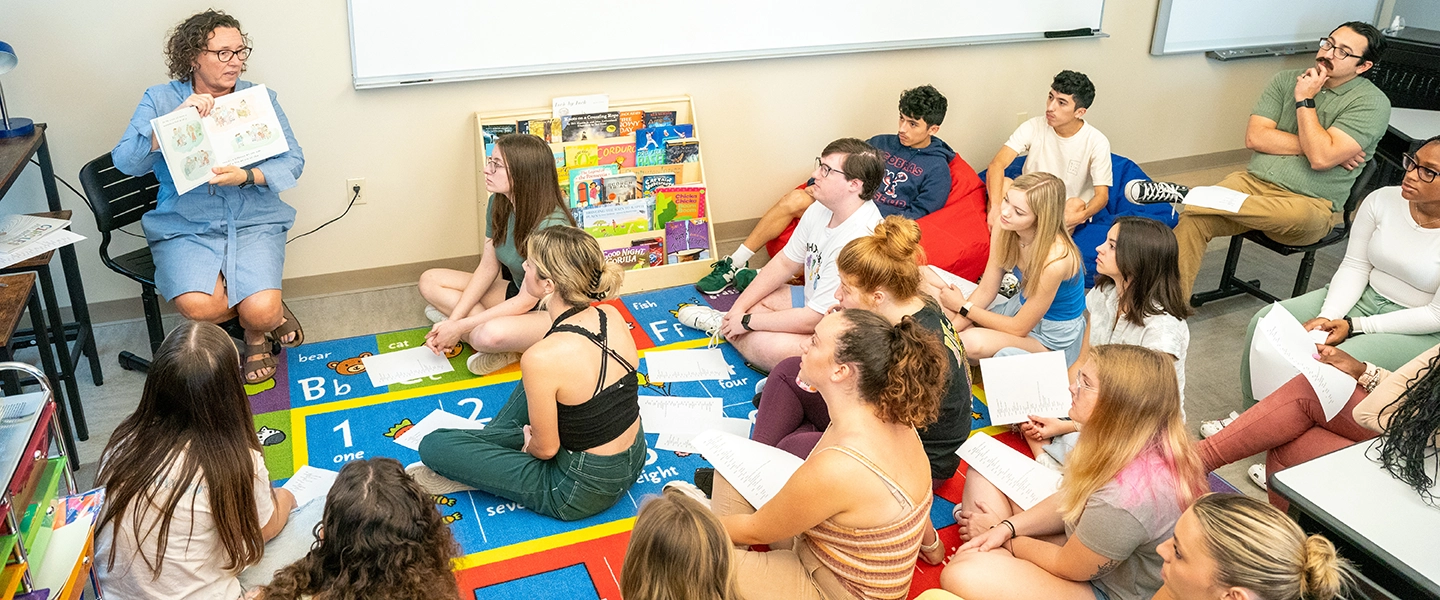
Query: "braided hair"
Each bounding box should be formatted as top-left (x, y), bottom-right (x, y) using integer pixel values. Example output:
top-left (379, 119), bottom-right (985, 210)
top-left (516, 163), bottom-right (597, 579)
top-left (1371, 350), bottom-right (1440, 504)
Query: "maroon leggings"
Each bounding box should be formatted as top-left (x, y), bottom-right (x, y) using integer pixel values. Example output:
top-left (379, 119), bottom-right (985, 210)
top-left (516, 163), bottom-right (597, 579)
top-left (1197, 374), bottom-right (1376, 508)
top-left (751, 356), bottom-right (829, 458)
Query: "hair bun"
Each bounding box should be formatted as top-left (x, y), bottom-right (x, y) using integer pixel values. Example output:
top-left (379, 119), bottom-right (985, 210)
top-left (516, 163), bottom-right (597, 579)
top-left (1301, 535), bottom-right (1348, 600)
top-left (872, 215), bottom-right (921, 261)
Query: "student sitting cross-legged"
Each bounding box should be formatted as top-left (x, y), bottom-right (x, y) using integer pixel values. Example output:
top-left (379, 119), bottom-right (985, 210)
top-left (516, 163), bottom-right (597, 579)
top-left (930, 172), bottom-right (1087, 364)
top-left (678, 138), bottom-right (884, 371)
top-left (942, 344), bottom-right (1208, 600)
top-left (1152, 494), bottom-right (1351, 600)
top-left (672, 308), bottom-right (947, 600)
top-left (1021, 217), bottom-right (1192, 467)
top-left (408, 226), bottom-right (647, 521)
top-left (245, 457), bottom-right (459, 600)
top-left (95, 321), bottom-right (297, 600)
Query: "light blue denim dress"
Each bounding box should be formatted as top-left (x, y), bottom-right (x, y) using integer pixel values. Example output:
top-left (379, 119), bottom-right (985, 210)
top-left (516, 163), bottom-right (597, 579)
top-left (112, 79), bottom-right (304, 306)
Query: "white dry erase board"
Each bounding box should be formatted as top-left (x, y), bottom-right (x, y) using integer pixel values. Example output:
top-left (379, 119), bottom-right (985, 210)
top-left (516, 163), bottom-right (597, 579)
top-left (347, 0), bottom-right (1106, 88)
top-left (1150, 0), bottom-right (1381, 56)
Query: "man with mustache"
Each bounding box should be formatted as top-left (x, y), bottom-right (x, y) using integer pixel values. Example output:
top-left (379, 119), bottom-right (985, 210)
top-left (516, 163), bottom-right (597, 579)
top-left (1126, 21), bottom-right (1392, 299)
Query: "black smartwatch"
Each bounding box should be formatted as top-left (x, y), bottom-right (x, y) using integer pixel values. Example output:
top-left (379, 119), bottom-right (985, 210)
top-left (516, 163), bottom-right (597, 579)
top-left (241, 168), bottom-right (255, 188)
top-left (1295, 98), bottom-right (1316, 110)
top-left (1343, 315), bottom-right (1359, 339)
top-left (741, 313), bottom-right (754, 332)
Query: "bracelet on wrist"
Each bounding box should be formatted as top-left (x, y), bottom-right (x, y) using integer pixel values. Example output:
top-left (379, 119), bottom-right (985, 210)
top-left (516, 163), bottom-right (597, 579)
top-left (999, 519), bottom-right (1017, 540)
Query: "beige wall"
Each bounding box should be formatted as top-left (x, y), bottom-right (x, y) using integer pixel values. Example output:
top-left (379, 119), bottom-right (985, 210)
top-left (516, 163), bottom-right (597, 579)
top-left (2, 0), bottom-right (1312, 306)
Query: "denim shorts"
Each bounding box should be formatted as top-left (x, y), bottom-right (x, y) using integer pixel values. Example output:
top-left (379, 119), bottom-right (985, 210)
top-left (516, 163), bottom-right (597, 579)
top-left (1092, 583), bottom-right (1112, 600)
top-left (990, 294), bottom-right (1087, 365)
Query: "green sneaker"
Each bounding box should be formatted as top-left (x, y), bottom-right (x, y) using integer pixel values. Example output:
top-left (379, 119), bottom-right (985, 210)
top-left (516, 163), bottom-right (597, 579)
top-left (696, 257), bottom-right (740, 294)
top-left (733, 268), bottom-right (758, 292)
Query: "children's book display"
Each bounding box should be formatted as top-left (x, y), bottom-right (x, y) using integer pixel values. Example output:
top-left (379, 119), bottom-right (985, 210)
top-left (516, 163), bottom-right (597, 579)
top-left (476, 95), bottom-right (718, 292)
top-left (150, 84), bottom-right (289, 195)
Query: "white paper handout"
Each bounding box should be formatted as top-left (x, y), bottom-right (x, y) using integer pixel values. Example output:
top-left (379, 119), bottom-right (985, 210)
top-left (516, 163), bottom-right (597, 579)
top-left (959, 432), bottom-right (1063, 509)
top-left (393, 409), bottom-right (487, 451)
top-left (282, 465), bottom-right (340, 511)
top-left (690, 430), bottom-right (804, 508)
top-left (361, 346), bottom-right (455, 387)
top-left (1249, 304), bottom-right (1357, 421)
top-left (0, 214), bottom-right (68, 250)
top-left (1181, 186), bottom-right (1249, 213)
top-left (552, 94), bottom-right (609, 118)
top-left (655, 418), bottom-right (753, 453)
top-left (639, 396), bottom-right (723, 434)
top-left (927, 265), bottom-right (980, 298)
top-left (0, 229), bottom-right (84, 270)
top-left (979, 351), bottom-right (1072, 426)
top-left (643, 348), bottom-right (733, 382)
top-left (150, 84), bottom-right (291, 194)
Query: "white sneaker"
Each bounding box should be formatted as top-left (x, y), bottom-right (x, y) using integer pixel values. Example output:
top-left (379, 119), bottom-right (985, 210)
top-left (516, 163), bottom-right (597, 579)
top-left (1199, 411), bottom-right (1241, 439)
top-left (1248, 463), bottom-right (1268, 490)
top-left (424, 304), bottom-right (448, 324)
top-left (405, 462), bottom-right (477, 494)
top-left (467, 351), bottom-right (520, 376)
top-left (662, 480), bottom-right (711, 508)
top-left (677, 305), bottom-right (726, 347)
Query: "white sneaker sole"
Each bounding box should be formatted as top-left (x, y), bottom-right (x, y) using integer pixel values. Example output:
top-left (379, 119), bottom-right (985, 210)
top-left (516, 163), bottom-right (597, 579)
top-left (405, 462), bottom-right (478, 494)
top-left (468, 351), bottom-right (520, 376)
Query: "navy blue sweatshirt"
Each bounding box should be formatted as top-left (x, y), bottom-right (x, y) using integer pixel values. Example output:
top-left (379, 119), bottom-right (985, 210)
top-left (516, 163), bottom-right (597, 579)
top-left (867, 134), bottom-right (956, 220)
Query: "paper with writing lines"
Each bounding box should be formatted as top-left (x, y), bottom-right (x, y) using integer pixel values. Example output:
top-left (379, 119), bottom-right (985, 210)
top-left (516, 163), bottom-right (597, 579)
top-left (958, 432), bottom-right (1062, 510)
top-left (691, 430), bottom-right (803, 508)
top-left (979, 351), bottom-right (1072, 426)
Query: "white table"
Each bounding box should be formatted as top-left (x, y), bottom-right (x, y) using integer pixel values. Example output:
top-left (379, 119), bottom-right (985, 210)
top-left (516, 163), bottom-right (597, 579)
top-left (1271, 442), bottom-right (1440, 599)
top-left (1390, 108), bottom-right (1440, 143)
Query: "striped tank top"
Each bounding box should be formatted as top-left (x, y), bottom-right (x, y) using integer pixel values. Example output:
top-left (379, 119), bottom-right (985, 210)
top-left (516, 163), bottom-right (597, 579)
top-left (803, 445), bottom-right (932, 600)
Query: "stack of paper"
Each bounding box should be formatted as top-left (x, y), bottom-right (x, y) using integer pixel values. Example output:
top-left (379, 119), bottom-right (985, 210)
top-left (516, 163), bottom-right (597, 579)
top-left (639, 395), bottom-right (750, 452)
top-left (0, 214), bottom-right (84, 270)
top-left (690, 431), bottom-right (804, 508)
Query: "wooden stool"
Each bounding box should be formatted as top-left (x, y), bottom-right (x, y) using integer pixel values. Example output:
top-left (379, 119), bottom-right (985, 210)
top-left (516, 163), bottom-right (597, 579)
top-left (0, 273), bottom-right (77, 467)
top-left (2, 211), bottom-right (85, 441)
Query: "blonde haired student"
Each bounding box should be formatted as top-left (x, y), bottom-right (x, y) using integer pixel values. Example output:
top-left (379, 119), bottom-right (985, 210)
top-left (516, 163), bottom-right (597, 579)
top-left (932, 172), bottom-right (1086, 364)
top-left (942, 345), bottom-right (1208, 600)
top-left (1154, 494), bottom-right (1351, 600)
top-left (621, 488), bottom-right (743, 600)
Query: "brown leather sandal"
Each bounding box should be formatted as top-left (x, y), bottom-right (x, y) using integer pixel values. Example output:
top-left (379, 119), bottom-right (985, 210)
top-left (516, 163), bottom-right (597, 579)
top-left (271, 302), bottom-right (304, 348)
top-left (243, 340), bottom-right (278, 384)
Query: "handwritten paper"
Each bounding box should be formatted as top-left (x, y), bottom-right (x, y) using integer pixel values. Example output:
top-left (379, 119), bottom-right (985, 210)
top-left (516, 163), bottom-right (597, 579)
top-left (643, 348), bottom-right (733, 382)
top-left (690, 430), bottom-right (804, 508)
top-left (361, 346), bottom-right (455, 387)
top-left (639, 396), bottom-right (723, 434)
top-left (552, 94), bottom-right (609, 118)
top-left (393, 409), bottom-right (487, 451)
top-left (958, 432), bottom-right (1063, 510)
top-left (282, 465), bottom-right (339, 511)
top-left (1182, 186), bottom-right (1249, 213)
top-left (979, 351), bottom-right (1072, 426)
top-left (1249, 304), bottom-right (1357, 421)
top-left (655, 418), bottom-right (752, 453)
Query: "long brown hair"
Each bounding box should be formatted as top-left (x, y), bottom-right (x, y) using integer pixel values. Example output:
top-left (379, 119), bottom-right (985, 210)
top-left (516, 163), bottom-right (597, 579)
top-left (260, 458), bottom-right (459, 600)
top-left (488, 134), bottom-right (573, 257)
top-left (1094, 216), bottom-right (1193, 326)
top-left (621, 488), bottom-right (743, 600)
top-left (834, 309), bottom-right (947, 427)
top-left (97, 321), bottom-right (264, 574)
top-left (995, 172), bottom-right (1080, 298)
top-left (1060, 344), bottom-right (1207, 522)
top-left (1190, 494), bottom-right (1350, 600)
top-left (837, 215), bottom-right (926, 301)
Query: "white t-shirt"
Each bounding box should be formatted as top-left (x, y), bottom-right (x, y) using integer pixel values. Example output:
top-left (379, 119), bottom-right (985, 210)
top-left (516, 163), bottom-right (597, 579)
top-left (1086, 284), bottom-right (1190, 412)
top-left (1319, 186), bottom-right (1440, 335)
top-left (782, 200), bottom-right (883, 314)
top-left (97, 450), bottom-right (275, 600)
top-left (1006, 116), bottom-right (1114, 203)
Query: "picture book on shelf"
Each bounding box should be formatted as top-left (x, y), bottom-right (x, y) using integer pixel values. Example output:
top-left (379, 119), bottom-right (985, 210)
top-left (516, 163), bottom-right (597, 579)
top-left (623, 164), bottom-right (685, 186)
top-left (561, 112), bottom-right (621, 142)
top-left (567, 165), bottom-right (621, 208)
top-left (604, 237), bottom-right (666, 270)
top-left (665, 218), bottom-right (711, 264)
top-left (635, 125), bottom-right (694, 167)
top-left (665, 138), bottom-right (700, 164)
top-left (619, 111), bottom-right (645, 135)
top-left (565, 144), bottom-right (600, 169)
top-left (653, 185), bottom-right (707, 229)
top-left (641, 173), bottom-right (677, 194)
top-left (481, 123), bottom-right (516, 157)
top-left (577, 200), bottom-right (653, 238)
top-left (597, 140), bottom-right (636, 169)
top-left (600, 173), bottom-right (639, 204)
top-left (644, 110), bottom-right (677, 127)
top-left (517, 118), bottom-right (562, 143)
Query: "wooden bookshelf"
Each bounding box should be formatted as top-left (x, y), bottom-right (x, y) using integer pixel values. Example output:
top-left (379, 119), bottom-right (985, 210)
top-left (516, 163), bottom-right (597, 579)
top-left (474, 95), bottom-right (719, 293)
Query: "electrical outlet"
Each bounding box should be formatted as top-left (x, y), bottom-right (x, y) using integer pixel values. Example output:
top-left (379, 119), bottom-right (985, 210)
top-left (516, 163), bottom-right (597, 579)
top-left (346, 178), bottom-right (366, 205)
top-left (1016, 112), bottom-right (1029, 126)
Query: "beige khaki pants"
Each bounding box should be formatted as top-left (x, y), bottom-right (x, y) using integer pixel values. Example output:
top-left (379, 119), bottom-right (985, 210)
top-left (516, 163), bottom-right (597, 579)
top-left (712, 474), bottom-right (857, 600)
top-left (1174, 171), bottom-right (1339, 298)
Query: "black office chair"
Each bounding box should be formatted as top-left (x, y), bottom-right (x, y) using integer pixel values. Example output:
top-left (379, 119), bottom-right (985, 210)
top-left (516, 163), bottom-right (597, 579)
top-left (1190, 159), bottom-right (1380, 307)
top-left (77, 154), bottom-right (166, 371)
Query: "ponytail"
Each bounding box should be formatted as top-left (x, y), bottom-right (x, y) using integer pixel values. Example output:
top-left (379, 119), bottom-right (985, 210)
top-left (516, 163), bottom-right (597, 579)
top-left (1301, 535), bottom-right (1348, 600)
top-left (834, 310), bottom-right (947, 428)
top-left (1190, 494), bottom-right (1352, 600)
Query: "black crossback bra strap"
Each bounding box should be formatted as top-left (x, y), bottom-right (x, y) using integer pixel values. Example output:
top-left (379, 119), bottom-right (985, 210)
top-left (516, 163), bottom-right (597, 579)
top-left (546, 307), bottom-right (637, 395)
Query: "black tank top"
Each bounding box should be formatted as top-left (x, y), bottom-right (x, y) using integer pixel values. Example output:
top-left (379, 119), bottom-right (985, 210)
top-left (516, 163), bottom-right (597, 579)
top-left (548, 306), bottom-right (641, 451)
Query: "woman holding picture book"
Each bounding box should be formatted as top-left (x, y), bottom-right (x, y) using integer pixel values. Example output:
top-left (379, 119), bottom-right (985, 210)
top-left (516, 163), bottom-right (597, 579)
top-left (112, 9), bottom-right (305, 385)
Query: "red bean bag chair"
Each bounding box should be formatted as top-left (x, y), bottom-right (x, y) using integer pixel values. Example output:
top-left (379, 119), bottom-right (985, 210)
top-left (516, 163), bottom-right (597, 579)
top-left (764, 153), bottom-right (990, 281)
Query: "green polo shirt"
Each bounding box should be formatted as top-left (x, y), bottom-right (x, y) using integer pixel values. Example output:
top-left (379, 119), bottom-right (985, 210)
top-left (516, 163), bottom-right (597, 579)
top-left (1247, 69), bottom-right (1392, 211)
top-left (485, 196), bottom-right (571, 281)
